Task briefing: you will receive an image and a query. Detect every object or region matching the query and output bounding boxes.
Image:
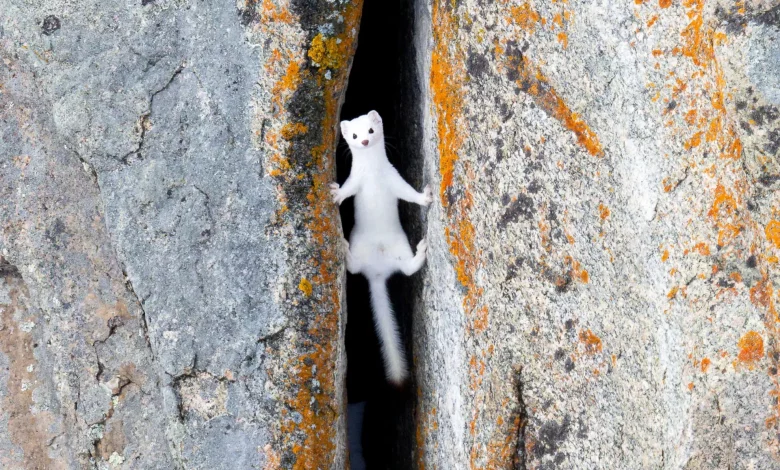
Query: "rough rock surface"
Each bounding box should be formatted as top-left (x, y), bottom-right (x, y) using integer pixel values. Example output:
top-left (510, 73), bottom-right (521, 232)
top-left (411, 0), bottom-right (780, 468)
top-left (1, 0), bottom-right (357, 467)
top-left (3, 0), bottom-right (780, 468)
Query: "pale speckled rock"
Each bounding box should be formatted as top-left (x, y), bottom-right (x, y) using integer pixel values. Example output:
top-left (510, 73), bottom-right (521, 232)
top-left (1, 0), bottom-right (358, 467)
top-left (410, 0), bottom-right (780, 469)
top-left (3, 0), bottom-right (779, 467)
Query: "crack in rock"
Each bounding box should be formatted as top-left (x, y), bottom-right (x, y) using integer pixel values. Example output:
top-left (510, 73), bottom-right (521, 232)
top-left (120, 64), bottom-right (185, 164)
top-left (514, 366), bottom-right (528, 469)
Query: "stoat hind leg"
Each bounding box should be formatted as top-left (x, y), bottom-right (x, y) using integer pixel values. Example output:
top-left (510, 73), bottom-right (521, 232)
top-left (341, 238), bottom-right (358, 274)
top-left (397, 238), bottom-right (427, 276)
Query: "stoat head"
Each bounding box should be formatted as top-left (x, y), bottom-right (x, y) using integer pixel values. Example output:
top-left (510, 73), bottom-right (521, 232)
top-left (340, 110), bottom-right (384, 150)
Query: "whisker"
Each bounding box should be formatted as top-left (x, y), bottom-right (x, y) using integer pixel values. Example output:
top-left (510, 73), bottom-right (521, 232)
top-left (384, 142), bottom-right (400, 154)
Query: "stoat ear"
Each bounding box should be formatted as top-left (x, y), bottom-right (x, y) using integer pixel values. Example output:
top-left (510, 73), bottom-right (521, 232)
top-left (340, 120), bottom-right (350, 138)
top-left (367, 110), bottom-right (382, 124)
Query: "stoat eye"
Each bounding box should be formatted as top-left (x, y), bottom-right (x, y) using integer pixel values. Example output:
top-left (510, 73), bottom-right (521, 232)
top-left (352, 133), bottom-right (357, 139)
top-left (368, 128), bottom-right (374, 134)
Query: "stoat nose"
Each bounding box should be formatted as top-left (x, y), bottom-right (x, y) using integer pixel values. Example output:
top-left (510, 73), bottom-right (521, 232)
top-left (361, 139), bottom-right (369, 146)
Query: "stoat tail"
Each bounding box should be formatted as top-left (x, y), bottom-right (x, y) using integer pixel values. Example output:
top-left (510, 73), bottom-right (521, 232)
top-left (368, 277), bottom-right (407, 384)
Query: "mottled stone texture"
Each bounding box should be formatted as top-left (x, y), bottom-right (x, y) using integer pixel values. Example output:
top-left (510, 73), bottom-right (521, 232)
top-left (0, 0), bottom-right (358, 467)
top-left (411, 0), bottom-right (780, 469)
top-left (3, 0), bottom-right (779, 467)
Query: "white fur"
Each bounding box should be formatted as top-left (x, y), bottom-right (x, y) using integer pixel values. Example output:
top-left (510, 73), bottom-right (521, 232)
top-left (331, 110), bottom-right (432, 384)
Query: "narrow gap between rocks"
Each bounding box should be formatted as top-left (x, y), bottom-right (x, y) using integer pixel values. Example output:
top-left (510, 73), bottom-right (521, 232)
top-left (337, 0), bottom-right (421, 467)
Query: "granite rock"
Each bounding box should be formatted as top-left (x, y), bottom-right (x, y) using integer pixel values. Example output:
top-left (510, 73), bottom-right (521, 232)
top-left (411, 1), bottom-right (780, 468)
top-left (1, 0), bottom-right (357, 467)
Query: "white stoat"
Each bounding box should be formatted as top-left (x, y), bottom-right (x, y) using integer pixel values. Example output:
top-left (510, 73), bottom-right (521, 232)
top-left (331, 110), bottom-right (432, 385)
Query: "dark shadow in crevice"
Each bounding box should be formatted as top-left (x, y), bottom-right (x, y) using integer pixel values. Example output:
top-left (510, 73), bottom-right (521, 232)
top-left (337, 0), bottom-right (423, 468)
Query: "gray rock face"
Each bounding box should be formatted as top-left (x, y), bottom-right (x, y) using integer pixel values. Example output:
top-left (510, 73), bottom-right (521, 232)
top-left (410, 0), bottom-right (780, 468)
top-left (2, 0), bottom-right (779, 468)
top-left (1, 0), bottom-right (357, 467)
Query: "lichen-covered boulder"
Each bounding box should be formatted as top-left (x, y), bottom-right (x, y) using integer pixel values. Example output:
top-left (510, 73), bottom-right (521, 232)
top-left (0, 0), bottom-right (359, 467)
top-left (412, 0), bottom-right (780, 468)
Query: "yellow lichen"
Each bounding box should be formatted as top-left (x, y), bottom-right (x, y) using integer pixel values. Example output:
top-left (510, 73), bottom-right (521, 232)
top-left (281, 122), bottom-right (308, 140)
top-left (298, 278), bottom-right (313, 297)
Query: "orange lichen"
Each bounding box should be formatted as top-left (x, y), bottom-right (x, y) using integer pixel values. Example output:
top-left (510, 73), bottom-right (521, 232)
top-left (281, 122), bottom-right (308, 140)
top-left (557, 32), bottom-right (569, 49)
top-left (661, 249), bottom-right (669, 261)
top-left (768, 416), bottom-right (778, 430)
top-left (750, 276), bottom-right (777, 322)
top-left (659, 0), bottom-right (672, 8)
top-left (447, 214), bottom-right (476, 289)
top-left (708, 183), bottom-right (736, 220)
top-left (415, 389), bottom-right (429, 470)
top-left (507, 56), bottom-right (603, 157)
top-left (687, 382), bottom-right (694, 391)
top-left (509, 3), bottom-right (541, 33)
top-left (431, 5), bottom-right (486, 317)
top-left (683, 131), bottom-right (702, 150)
top-left (598, 203), bottom-right (610, 220)
top-left (706, 116), bottom-right (721, 143)
top-left (433, 5), bottom-right (515, 467)
top-left (737, 331), bottom-right (764, 366)
top-left (483, 415), bottom-right (522, 468)
top-left (431, 7), bottom-right (465, 205)
top-left (766, 220), bottom-right (780, 248)
top-left (565, 256), bottom-right (590, 283)
top-left (678, 0), bottom-right (711, 67)
top-left (700, 357), bottom-right (711, 372)
top-left (667, 286), bottom-right (679, 299)
top-left (647, 15), bottom-right (659, 27)
top-left (684, 109), bottom-right (697, 124)
top-left (693, 242), bottom-right (710, 256)
top-left (268, 154), bottom-right (292, 177)
top-left (271, 61), bottom-right (302, 115)
top-left (261, 0), bottom-right (294, 24)
top-left (722, 134), bottom-right (742, 160)
top-left (717, 223), bottom-right (741, 247)
top-left (263, 445), bottom-right (282, 470)
top-left (579, 329), bottom-right (603, 354)
top-left (473, 306), bottom-right (489, 333)
top-left (262, 1), bottom-right (363, 467)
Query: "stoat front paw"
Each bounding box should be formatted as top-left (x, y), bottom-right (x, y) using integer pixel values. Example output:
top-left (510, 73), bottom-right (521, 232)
top-left (421, 185), bottom-right (433, 206)
top-left (329, 182), bottom-right (342, 204)
top-left (341, 238), bottom-right (350, 253)
top-left (416, 238), bottom-right (428, 256)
